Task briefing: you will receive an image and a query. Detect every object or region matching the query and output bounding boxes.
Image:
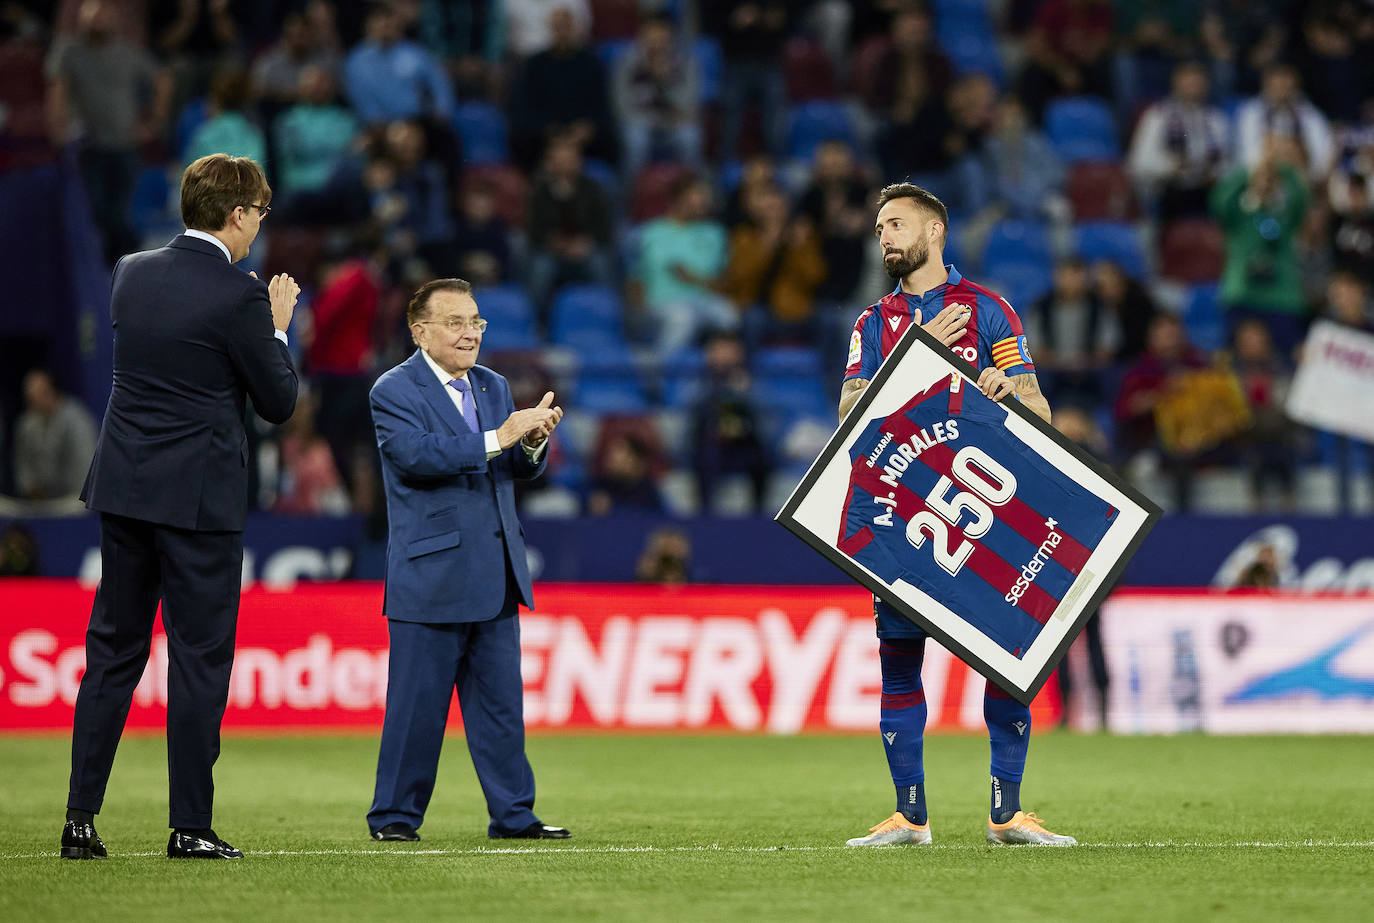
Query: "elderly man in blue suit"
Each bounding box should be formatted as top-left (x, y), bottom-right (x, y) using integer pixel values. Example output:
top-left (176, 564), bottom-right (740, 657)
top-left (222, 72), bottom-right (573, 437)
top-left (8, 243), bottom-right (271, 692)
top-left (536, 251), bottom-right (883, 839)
top-left (367, 278), bottom-right (567, 843)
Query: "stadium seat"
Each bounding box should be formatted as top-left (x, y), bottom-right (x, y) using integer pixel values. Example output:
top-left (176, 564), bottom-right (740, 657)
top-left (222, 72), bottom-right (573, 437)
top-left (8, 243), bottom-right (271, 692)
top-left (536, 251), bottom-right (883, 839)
top-left (631, 163), bottom-right (692, 221)
top-left (575, 374), bottom-right (650, 415)
top-left (937, 30), bottom-right (1005, 84)
top-left (1182, 283), bottom-right (1225, 352)
top-left (1160, 218), bottom-right (1226, 284)
top-left (753, 346), bottom-right (823, 379)
top-left (659, 347), bottom-right (706, 407)
top-left (753, 375), bottom-right (831, 422)
top-left (1066, 161), bottom-right (1136, 222)
top-left (982, 219), bottom-right (1053, 272)
top-left (783, 38), bottom-right (837, 101)
top-left (175, 97), bottom-right (208, 161)
top-left (130, 166), bottom-right (172, 234)
top-left (693, 36), bottom-right (723, 104)
top-left (472, 285), bottom-right (538, 351)
top-left (595, 38), bottom-right (634, 71)
top-left (1046, 97), bottom-right (1119, 163)
top-left (785, 101), bottom-right (857, 163)
top-left (461, 165), bottom-right (529, 226)
top-left (932, 0), bottom-right (993, 20)
top-left (982, 260), bottom-right (1054, 310)
top-left (590, 0), bottom-right (640, 40)
top-left (452, 102), bottom-right (508, 166)
top-left (549, 285), bottom-right (628, 351)
top-left (1074, 221), bottom-right (1147, 279)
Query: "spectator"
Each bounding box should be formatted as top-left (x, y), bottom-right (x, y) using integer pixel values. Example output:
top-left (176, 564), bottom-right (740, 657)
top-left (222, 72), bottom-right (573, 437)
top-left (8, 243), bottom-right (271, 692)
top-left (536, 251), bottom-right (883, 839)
top-left (274, 393), bottom-right (350, 515)
top-left (702, 0), bottom-right (791, 162)
top-left (1018, 0), bottom-right (1115, 123)
top-left (1321, 270), bottom-right (1373, 334)
top-left (1235, 63), bottom-right (1335, 182)
top-left (502, 0), bottom-right (590, 58)
top-left (306, 243), bottom-right (381, 505)
top-left (1094, 259), bottom-right (1156, 363)
top-left (1127, 60), bottom-right (1231, 221)
top-left (46, 0), bottom-right (171, 263)
top-left (1330, 174), bottom-right (1374, 281)
top-left (13, 369), bottom-right (97, 501)
top-left (689, 332), bottom-right (772, 514)
top-left (453, 182), bottom-right (513, 286)
top-left (1113, 314), bottom-right (1213, 510)
top-left (586, 432), bottom-right (665, 516)
top-left (250, 9), bottom-right (341, 107)
top-left (612, 15), bottom-right (701, 177)
top-left (1111, 0), bottom-right (1200, 117)
top-left (1233, 543), bottom-right (1282, 588)
top-left (1211, 135), bottom-right (1311, 356)
top-left (635, 527), bottom-right (692, 584)
top-left (637, 175), bottom-right (735, 355)
top-left (0, 524), bottom-right (41, 576)
top-left (869, 7), bottom-right (958, 185)
top-left (722, 186), bottom-right (827, 346)
top-left (147, 0), bottom-right (240, 98)
top-left (796, 139), bottom-right (870, 304)
top-left (183, 66), bottom-right (266, 167)
top-left (509, 6), bottom-right (616, 169)
top-left (722, 154), bottom-right (778, 231)
top-left (1230, 318), bottom-right (1296, 511)
top-left (1293, 6), bottom-right (1371, 125)
top-left (272, 64), bottom-right (362, 209)
top-left (965, 93), bottom-right (1064, 220)
top-left (344, 4), bottom-right (454, 126)
top-left (526, 133), bottom-right (616, 319)
top-left (1026, 257), bottom-right (1112, 407)
top-left (1199, 0), bottom-right (1286, 99)
top-left (369, 119), bottom-right (456, 273)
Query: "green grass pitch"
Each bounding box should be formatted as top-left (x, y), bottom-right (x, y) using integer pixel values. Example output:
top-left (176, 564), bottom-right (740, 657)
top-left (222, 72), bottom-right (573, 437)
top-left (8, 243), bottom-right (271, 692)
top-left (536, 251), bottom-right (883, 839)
top-left (1, 732), bottom-right (1369, 921)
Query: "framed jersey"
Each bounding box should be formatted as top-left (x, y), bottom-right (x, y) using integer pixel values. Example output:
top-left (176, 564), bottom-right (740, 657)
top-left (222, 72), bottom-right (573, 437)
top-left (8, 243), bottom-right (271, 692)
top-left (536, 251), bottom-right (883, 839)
top-left (776, 320), bottom-right (1162, 705)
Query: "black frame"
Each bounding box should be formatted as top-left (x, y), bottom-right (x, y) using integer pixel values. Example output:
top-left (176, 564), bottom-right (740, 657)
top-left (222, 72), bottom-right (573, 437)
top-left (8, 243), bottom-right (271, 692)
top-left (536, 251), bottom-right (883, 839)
top-left (775, 320), bottom-right (1162, 705)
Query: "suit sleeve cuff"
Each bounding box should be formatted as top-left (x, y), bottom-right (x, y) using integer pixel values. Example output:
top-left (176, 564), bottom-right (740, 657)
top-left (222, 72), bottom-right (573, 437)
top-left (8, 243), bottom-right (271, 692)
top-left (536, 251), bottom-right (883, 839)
top-left (484, 429), bottom-right (501, 459)
top-left (274, 329), bottom-right (288, 345)
top-left (521, 438), bottom-right (548, 462)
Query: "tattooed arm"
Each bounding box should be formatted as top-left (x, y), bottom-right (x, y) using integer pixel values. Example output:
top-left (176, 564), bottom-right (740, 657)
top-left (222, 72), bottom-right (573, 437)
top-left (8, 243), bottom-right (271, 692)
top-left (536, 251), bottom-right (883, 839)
top-left (839, 378), bottom-right (869, 422)
top-left (1010, 371), bottom-right (1051, 423)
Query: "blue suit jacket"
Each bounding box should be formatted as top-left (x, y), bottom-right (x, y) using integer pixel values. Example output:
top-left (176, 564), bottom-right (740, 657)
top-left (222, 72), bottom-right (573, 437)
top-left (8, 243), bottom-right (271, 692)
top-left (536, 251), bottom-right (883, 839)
top-left (371, 350), bottom-right (546, 623)
top-left (82, 235), bottom-right (298, 531)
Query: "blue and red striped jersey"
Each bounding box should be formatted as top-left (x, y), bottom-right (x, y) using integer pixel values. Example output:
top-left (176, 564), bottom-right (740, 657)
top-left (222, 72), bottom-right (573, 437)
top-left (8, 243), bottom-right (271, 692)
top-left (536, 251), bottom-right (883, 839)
top-left (839, 380), bottom-right (1118, 658)
top-left (845, 265), bottom-right (1034, 383)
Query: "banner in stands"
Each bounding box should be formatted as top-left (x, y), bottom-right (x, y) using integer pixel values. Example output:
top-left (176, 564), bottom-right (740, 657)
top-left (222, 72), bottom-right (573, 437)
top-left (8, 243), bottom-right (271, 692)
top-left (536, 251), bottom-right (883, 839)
top-left (1287, 320), bottom-right (1374, 443)
top-left (1100, 590), bottom-right (1374, 734)
top-left (0, 581), bottom-right (1060, 733)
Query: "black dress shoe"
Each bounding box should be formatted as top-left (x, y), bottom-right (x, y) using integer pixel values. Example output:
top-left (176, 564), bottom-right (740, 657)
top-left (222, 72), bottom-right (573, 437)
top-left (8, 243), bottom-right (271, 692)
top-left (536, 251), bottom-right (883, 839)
top-left (167, 830), bottom-right (243, 859)
top-left (371, 822), bottom-right (420, 842)
top-left (492, 822), bottom-right (571, 840)
top-left (60, 821), bottom-right (107, 860)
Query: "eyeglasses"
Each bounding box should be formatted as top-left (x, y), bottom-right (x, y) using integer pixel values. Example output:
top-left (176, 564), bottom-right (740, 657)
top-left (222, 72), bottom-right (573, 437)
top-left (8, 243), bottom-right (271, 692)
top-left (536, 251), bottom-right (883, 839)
top-left (419, 318), bottom-right (488, 333)
top-left (243, 203), bottom-right (272, 218)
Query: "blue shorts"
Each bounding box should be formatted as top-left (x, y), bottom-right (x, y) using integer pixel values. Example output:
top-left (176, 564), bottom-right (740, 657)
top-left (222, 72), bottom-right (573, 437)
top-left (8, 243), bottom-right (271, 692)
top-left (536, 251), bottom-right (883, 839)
top-left (875, 597), bottom-right (929, 640)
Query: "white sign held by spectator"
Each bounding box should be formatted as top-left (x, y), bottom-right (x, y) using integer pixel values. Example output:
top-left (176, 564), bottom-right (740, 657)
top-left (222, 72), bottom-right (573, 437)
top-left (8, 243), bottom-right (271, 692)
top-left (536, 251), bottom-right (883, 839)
top-left (1287, 320), bottom-right (1374, 443)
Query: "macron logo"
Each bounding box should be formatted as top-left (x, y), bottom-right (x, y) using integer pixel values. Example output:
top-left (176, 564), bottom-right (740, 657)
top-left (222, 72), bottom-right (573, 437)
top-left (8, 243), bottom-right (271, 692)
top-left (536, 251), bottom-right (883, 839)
top-left (889, 316), bottom-right (902, 331)
top-left (1013, 721), bottom-right (1027, 736)
top-left (884, 731), bottom-right (897, 745)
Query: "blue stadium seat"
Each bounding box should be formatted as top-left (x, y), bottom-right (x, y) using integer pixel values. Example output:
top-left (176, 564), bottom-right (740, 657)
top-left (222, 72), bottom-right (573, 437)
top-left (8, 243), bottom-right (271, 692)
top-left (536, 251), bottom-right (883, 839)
top-left (982, 260), bottom-right (1053, 310)
top-left (130, 166), bottom-right (171, 233)
top-left (754, 346), bottom-right (823, 379)
top-left (754, 375), bottom-right (831, 421)
top-left (660, 347), bottom-right (705, 407)
top-left (472, 285), bottom-right (537, 350)
top-left (575, 371), bottom-right (650, 415)
top-left (596, 39), bottom-right (634, 71)
top-left (549, 285), bottom-right (627, 351)
top-left (937, 29), bottom-right (1004, 84)
top-left (932, 0), bottom-right (992, 20)
top-left (1074, 221), bottom-right (1147, 279)
top-left (693, 36), bottom-right (723, 103)
top-left (174, 97), bottom-right (207, 160)
top-left (1045, 97), bottom-right (1119, 163)
top-left (785, 101), bottom-right (857, 162)
top-left (981, 219), bottom-right (1052, 272)
top-left (453, 102), bottom-right (508, 166)
top-left (1182, 284), bottom-right (1225, 352)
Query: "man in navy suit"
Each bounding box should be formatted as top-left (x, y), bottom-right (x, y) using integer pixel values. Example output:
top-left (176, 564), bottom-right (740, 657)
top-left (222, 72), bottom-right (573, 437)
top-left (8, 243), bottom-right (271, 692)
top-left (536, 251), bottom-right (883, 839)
top-left (366, 278), bottom-right (568, 843)
top-left (61, 154), bottom-right (300, 861)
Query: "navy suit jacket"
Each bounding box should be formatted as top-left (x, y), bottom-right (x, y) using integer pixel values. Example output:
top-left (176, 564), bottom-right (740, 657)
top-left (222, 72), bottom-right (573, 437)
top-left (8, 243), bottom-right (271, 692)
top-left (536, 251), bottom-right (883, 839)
top-left (82, 235), bottom-right (298, 531)
top-left (371, 350), bottom-right (546, 624)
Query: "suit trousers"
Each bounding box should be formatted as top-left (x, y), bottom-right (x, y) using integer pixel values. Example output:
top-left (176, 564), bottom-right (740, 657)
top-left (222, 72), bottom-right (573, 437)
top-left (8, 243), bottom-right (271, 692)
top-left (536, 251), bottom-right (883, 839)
top-left (68, 512), bottom-right (243, 829)
top-left (367, 570), bottom-right (538, 837)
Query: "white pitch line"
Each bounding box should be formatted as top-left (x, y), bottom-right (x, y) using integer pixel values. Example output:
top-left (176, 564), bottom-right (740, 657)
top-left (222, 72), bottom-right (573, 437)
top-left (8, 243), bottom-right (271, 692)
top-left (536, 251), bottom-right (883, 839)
top-left (4, 841), bottom-right (1373, 860)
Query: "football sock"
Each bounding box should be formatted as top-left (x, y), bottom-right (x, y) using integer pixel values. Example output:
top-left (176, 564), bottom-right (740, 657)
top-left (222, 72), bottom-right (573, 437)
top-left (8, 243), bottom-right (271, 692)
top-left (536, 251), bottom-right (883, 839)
top-left (990, 777), bottom-right (1022, 824)
top-left (896, 783), bottom-right (927, 826)
top-left (984, 680), bottom-right (1030, 823)
top-left (879, 639), bottom-right (928, 824)
top-left (66, 809), bottom-right (94, 825)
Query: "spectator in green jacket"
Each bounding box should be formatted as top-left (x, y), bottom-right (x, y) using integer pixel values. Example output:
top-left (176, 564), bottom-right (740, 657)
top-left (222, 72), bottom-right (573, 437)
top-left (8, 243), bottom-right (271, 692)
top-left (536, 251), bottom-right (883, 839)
top-left (1210, 135), bottom-right (1310, 357)
top-left (183, 67), bottom-right (267, 170)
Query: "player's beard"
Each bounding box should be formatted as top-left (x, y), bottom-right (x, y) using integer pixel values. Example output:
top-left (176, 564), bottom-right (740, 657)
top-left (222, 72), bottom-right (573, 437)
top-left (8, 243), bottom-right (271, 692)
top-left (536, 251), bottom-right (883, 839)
top-left (884, 238), bottom-right (929, 279)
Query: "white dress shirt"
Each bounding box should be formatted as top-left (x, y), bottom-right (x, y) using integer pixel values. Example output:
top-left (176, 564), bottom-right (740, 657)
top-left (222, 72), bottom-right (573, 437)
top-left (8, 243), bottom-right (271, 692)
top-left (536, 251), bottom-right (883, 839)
top-left (183, 228), bottom-right (289, 346)
top-left (419, 348), bottom-right (546, 462)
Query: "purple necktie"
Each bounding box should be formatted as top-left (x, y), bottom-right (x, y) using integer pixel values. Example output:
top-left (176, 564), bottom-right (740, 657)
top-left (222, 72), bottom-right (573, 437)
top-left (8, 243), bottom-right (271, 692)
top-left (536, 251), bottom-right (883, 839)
top-left (447, 378), bottom-right (479, 434)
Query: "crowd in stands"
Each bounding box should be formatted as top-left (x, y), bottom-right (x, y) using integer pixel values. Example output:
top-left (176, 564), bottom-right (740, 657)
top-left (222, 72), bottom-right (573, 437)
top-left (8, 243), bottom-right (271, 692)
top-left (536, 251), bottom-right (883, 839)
top-left (2, 0), bottom-right (1373, 520)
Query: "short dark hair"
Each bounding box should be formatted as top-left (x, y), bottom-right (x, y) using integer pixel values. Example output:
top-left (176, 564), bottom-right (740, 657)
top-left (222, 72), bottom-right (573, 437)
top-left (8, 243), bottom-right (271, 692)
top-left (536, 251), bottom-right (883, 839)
top-left (876, 182), bottom-right (949, 244)
top-left (407, 278), bottom-right (474, 327)
top-left (180, 154), bottom-right (271, 231)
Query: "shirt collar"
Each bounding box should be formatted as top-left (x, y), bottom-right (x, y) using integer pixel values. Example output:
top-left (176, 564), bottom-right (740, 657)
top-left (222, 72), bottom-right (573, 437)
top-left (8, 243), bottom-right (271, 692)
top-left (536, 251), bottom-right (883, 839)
top-left (420, 346), bottom-right (468, 388)
top-left (893, 264), bottom-right (961, 298)
top-left (183, 228), bottom-right (232, 261)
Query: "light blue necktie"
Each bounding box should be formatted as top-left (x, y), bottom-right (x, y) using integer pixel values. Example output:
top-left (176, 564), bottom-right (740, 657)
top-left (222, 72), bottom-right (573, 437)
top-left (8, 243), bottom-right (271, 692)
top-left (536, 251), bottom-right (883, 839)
top-left (447, 378), bottom-right (479, 434)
